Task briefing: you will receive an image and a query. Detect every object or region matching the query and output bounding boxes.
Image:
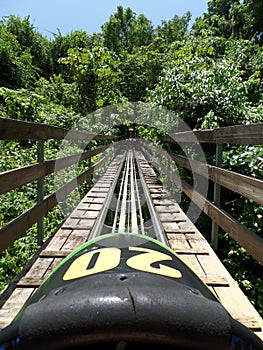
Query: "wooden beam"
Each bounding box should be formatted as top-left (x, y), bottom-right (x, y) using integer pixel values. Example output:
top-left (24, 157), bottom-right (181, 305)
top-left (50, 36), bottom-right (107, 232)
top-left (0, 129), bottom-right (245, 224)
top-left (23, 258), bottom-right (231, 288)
top-left (160, 123), bottom-right (263, 145)
top-left (186, 184), bottom-right (263, 265)
top-left (142, 141), bottom-right (263, 206)
top-left (142, 146), bottom-right (263, 265)
top-left (0, 118), bottom-right (117, 141)
top-left (0, 145), bottom-right (110, 195)
top-left (168, 153), bottom-right (263, 206)
top-left (0, 155), bottom-right (110, 253)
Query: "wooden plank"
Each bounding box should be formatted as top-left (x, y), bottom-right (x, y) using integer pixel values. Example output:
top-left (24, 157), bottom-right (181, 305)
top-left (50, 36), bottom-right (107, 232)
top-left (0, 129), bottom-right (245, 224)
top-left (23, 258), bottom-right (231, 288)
top-left (0, 118), bottom-right (117, 141)
top-left (40, 250), bottom-right (70, 258)
top-left (63, 230), bottom-right (89, 250)
top-left (172, 241), bottom-right (263, 333)
top-left (62, 218), bottom-right (95, 229)
top-left (88, 192), bottom-right (108, 198)
top-left (199, 275), bottom-right (229, 286)
top-left (162, 222), bottom-right (180, 232)
top-left (25, 258), bottom-right (54, 279)
top-left (173, 247), bottom-right (208, 255)
top-left (189, 238), bottom-right (212, 252)
top-left (17, 277), bottom-right (43, 287)
top-left (152, 199), bottom-right (176, 205)
top-left (43, 258), bottom-right (64, 279)
top-left (71, 210), bottom-right (100, 219)
top-left (155, 204), bottom-right (181, 213)
top-left (168, 153), bottom-right (263, 206)
top-left (160, 123), bottom-right (263, 145)
top-left (0, 156), bottom-right (107, 253)
top-left (77, 202), bottom-right (103, 210)
top-left (44, 228), bottom-right (72, 251)
top-left (0, 288), bottom-right (35, 329)
top-left (214, 286), bottom-right (262, 331)
top-left (179, 255), bottom-right (206, 276)
top-left (168, 235), bottom-right (191, 250)
top-left (171, 177), bottom-right (263, 265)
top-left (0, 145), bottom-right (109, 195)
top-left (158, 212), bottom-right (186, 222)
top-left (197, 254), bottom-right (229, 278)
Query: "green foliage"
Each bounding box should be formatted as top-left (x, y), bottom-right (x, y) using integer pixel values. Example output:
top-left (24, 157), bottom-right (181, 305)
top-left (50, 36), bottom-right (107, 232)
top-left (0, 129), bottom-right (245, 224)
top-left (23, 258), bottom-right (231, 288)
top-left (102, 6), bottom-right (154, 53)
top-left (193, 0), bottom-right (263, 41)
top-left (59, 46), bottom-right (123, 111)
top-left (50, 29), bottom-right (101, 78)
top-left (5, 15), bottom-right (52, 76)
top-left (0, 23), bottom-right (37, 88)
top-left (156, 12), bottom-right (191, 44)
top-left (119, 46), bottom-right (166, 102)
top-left (148, 53), bottom-right (250, 128)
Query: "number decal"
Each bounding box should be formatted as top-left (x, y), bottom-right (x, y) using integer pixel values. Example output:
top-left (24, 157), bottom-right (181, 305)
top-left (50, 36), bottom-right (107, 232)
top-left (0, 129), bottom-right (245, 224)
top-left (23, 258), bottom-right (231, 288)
top-left (63, 247), bottom-right (121, 281)
top-left (127, 247), bottom-right (182, 279)
top-left (63, 246), bottom-right (182, 280)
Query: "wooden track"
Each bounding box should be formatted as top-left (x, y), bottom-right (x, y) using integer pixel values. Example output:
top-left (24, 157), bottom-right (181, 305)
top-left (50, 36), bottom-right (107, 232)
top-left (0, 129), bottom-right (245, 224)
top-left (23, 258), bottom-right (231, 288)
top-left (0, 151), bottom-right (262, 341)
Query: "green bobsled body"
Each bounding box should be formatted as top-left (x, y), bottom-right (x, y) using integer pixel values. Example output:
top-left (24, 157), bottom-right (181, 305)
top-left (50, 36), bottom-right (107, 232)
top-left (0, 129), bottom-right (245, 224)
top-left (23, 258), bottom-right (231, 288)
top-left (0, 233), bottom-right (262, 349)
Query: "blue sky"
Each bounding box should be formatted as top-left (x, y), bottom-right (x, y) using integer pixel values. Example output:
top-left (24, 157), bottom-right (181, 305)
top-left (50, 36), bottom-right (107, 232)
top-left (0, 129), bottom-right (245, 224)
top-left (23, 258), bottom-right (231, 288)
top-left (1, 0), bottom-right (209, 39)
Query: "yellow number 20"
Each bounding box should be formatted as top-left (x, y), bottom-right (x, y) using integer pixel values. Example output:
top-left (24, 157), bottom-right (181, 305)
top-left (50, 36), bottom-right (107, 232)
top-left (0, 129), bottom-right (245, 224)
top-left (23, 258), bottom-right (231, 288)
top-left (127, 247), bottom-right (182, 279)
top-left (63, 246), bottom-right (182, 281)
top-left (63, 248), bottom-right (121, 281)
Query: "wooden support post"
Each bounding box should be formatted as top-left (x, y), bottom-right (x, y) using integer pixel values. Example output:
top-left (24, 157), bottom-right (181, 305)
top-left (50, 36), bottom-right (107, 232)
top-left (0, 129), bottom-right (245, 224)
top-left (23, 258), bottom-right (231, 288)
top-left (37, 140), bottom-right (45, 245)
top-left (211, 144), bottom-right (223, 250)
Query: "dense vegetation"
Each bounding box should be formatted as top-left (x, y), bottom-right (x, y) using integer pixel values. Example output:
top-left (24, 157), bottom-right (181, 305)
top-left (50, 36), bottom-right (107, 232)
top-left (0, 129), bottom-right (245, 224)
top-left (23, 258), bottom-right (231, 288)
top-left (0, 0), bottom-right (262, 315)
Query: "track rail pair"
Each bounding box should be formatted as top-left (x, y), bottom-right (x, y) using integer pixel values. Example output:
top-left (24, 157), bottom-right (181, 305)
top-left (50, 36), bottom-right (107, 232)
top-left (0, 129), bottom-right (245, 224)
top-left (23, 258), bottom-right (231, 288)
top-left (90, 146), bottom-right (167, 246)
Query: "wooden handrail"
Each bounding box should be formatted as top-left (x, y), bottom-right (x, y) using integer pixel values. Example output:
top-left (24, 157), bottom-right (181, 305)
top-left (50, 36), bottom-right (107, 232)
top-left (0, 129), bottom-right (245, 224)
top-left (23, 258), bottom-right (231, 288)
top-left (1, 120), bottom-right (262, 266)
top-left (159, 123), bottom-right (263, 144)
top-left (142, 142), bottom-right (263, 265)
top-left (168, 153), bottom-right (263, 206)
top-left (0, 145), bottom-right (110, 195)
top-left (0, 118), bottom-right (117, 141)
top-left (0, 116), bottom-right (119, 253)
top-left (141, 141), bottom-right (263, 206)
top-left (0, 154), bottom-right (110, 253)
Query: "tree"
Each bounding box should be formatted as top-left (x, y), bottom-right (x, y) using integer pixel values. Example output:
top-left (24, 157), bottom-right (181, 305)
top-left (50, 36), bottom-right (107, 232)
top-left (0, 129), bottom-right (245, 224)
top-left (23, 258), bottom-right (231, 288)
top-left (156, 12), bottom-right (191, 44)
top-left (59, 46), bottom-right (122, 112)
top-left (102, 6), bottom-right (154, 53)
top-left (148, 42), bottom-right (253, 129)
top-left (193, 0), bottom-right (263, 41)
top-left (50, 29), bottom-right (101, 78)
top-left (207, 0), bottom-right (236, 19)
top-left (0, 22), bottom-right (37, 88)
top-left (119, 46), bottom-right (165, 102)
top-left (5, 15), bottom-right (52, 77)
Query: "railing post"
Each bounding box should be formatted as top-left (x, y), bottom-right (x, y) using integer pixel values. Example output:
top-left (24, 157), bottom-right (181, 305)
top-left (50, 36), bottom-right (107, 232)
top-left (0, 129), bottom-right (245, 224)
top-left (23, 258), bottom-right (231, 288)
top-left (211, 143), bottom-right (223, 250)
top-left (37, 140), bottom-right (44, 245)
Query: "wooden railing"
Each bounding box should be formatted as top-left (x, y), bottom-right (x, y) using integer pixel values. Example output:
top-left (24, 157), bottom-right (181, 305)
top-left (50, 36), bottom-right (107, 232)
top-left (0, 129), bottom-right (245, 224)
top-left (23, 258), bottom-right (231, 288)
top-left (1, 118), bottom-right (262, 267)
top-left (152, 123), bottom-right (263, 265)
top-left (0, 118), bottom-right (117, 252)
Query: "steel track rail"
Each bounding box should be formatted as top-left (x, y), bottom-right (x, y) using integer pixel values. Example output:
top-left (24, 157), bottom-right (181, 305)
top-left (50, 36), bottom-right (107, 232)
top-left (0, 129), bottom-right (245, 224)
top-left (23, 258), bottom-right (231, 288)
top-left (89, 146), bottom-right (169, 246)
top-left (134, 150), bottom-right (169, 246)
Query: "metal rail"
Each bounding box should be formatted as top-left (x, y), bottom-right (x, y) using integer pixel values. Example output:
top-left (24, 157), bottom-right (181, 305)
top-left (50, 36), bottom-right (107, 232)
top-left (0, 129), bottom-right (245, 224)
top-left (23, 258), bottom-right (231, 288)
top-left (89, 145), bottom-right (169, 245)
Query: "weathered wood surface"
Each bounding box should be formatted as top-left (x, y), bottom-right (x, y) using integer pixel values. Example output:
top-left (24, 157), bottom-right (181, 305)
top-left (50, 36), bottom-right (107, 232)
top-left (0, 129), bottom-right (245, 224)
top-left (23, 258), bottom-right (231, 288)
top-left (0, 145), bottom-right (110, 195)
top-left (160, 123), bottom-right (263, 144)
top-left (0, 154), bottom-right (110, 253)
top-left (0, 118), bottom-right (117, 141)
top-left (0, 151), bottom-right (262, 342)
top-left (0, 153), bottom-right (124, 329)
top-left (138, 153), bottom-right (263, 339)
top-left (142, 145), bottom-right (263, 265)
top-left (168, 152), bottom-right (263, 206)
